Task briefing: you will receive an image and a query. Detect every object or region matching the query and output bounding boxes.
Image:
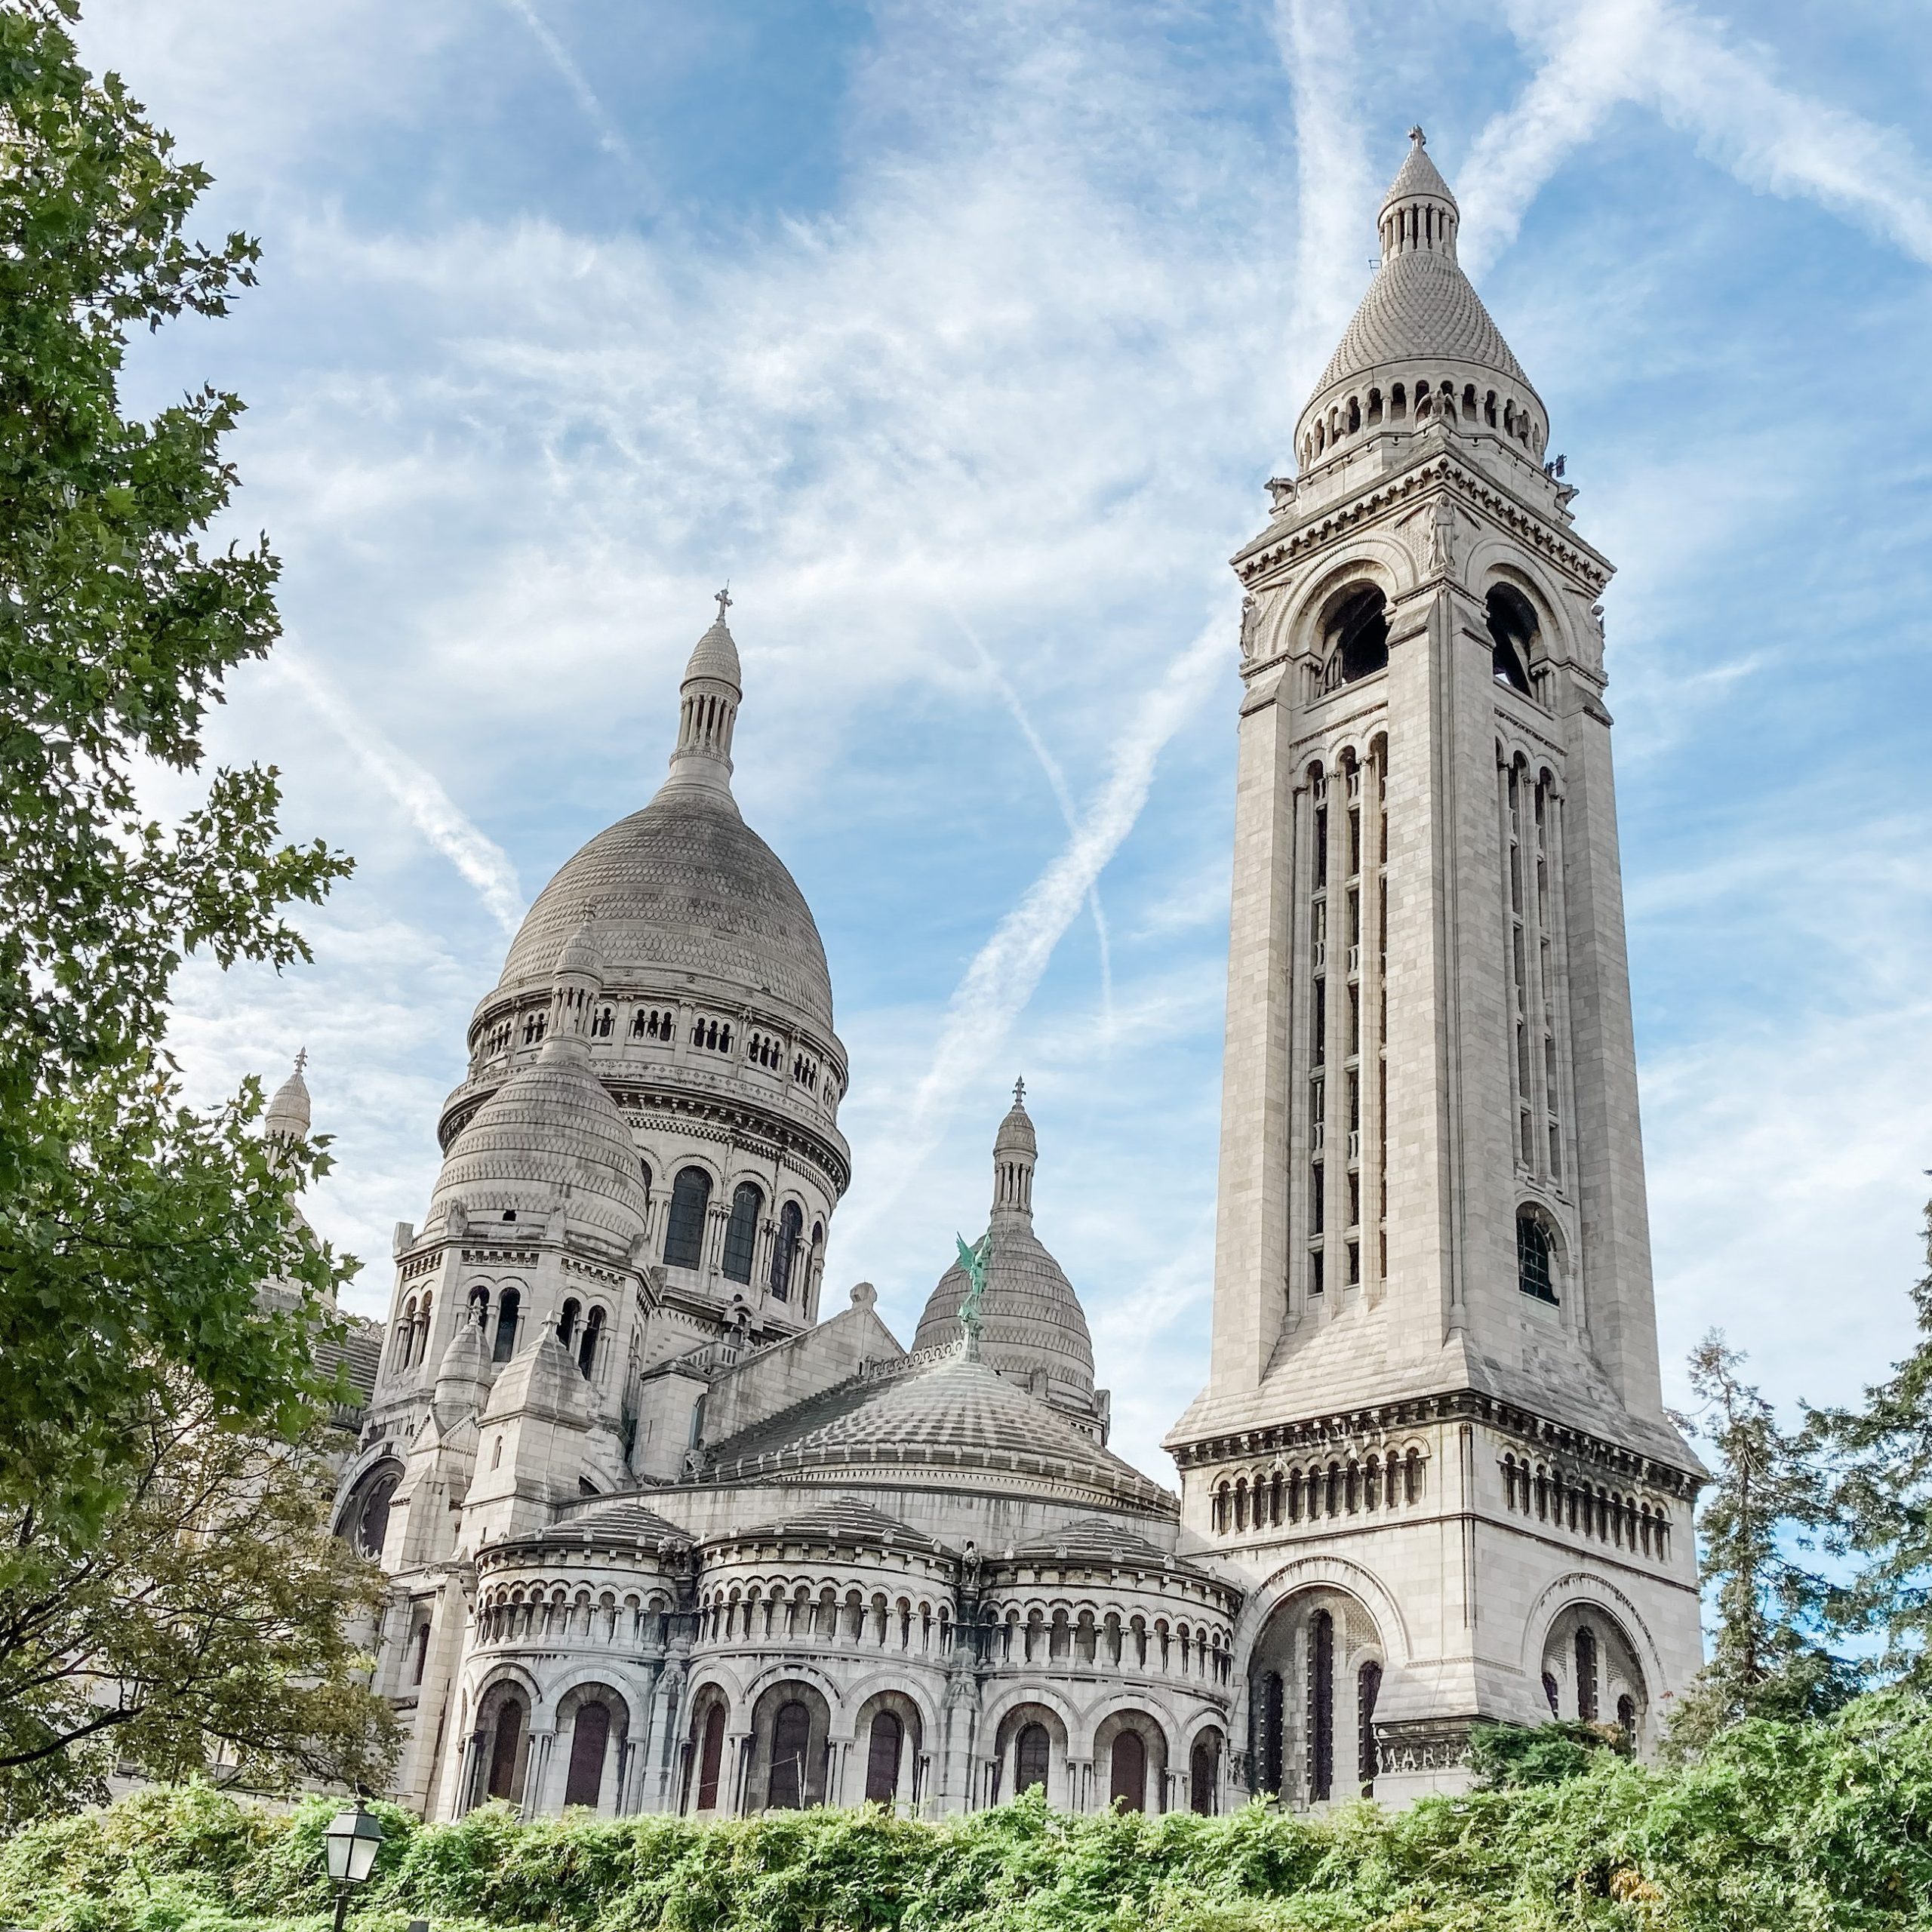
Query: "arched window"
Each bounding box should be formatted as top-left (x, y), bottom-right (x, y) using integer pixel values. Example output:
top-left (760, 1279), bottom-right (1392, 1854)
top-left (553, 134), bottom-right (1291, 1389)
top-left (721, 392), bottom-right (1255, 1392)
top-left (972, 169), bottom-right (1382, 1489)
top-left (721, 1182), bottom-right (762, 1284)
top-left (348, 1469), bottom-right (398, 1560)
top-left (578, 1305), bottom-right (605, 1378)
top-left (1543, 1671), bottom-right (1561, 1715)
top-left (491, 1287), bottom-right (521, 1363)
top-left (1617, 1693), bottom-right (1637, 1752)
top-left (414, 1291), bottom-right (432, 1367)
top-left (558, 1297), bottom-right (580, 1346)
top-left (1518, 1209), bottom-right (1558, 1303)
top-left (485, 1694), bottom-right (524, 1802)
top-left (564, 1700), bottom-right (611, 1808)
top-left (1321, 586), bottom-right (1389, 692)
top-left (1575, 1626), bottom-right (1599, 1721)
top-left (1260, 1669), bottom-right (1285, 1794)
top-left (770, 1201), bottom-right (804, 1302)
top-left (664, 1167), bottom-right (712, 1269)
top-left (768, 1699), bottom-right (813, 1810)
top-left (1189, 1733), bottom-right (1219, 1814)
top-left (864, 1711), bottom-right (903, 1804)
top-left (1357, 1660), bottom-right (1382, 1795)
top-left (695, 1703), bottom-right (725, 1812)
top-left (1109, 1729), bottom-right (1146, 1812)
top-left (1307, 1609), bottom-right (1334, 1801)
top-left (1487, 585), bottom-right (1537, 693)
top-left (413, 1619), bottom-right (431, 1684)
top-left (1014, 1722), bottom-right (1051, 1795)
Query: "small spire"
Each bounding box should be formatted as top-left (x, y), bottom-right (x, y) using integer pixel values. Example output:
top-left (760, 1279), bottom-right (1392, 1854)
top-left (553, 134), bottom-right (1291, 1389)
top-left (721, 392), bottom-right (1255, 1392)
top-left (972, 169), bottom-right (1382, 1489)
top-left (294, 1045), bottom-right (308, 1074)
top-left (1013, 1074), bottom-right (1026, 1107)
top-left (715, 584), bottom-right (732, 620)
top-left (664, 593), bottom-right (743, 797)
top-left (1408, 124), bottom-right (1425, 146)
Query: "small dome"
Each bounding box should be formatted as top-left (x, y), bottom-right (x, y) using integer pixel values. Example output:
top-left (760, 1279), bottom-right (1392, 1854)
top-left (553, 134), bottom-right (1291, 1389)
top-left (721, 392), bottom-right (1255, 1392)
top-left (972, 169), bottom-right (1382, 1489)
top-left (703, 1350), bottom-right (1171, 1515)
top-left (684, 612), bottom-right (741, 689)
top-left (263, 1057), bottom-right (312, 1141)
top-left (494, 785), bottom-right (834, 1031)
top-left (994, 1080), bottom-right (1037, 1157)
top-left (552, 918), bottom-right (606, 984)
top-left (429, 1047), bottom-right (647, 1246)
top-left (1381, 126), bottom-right (1457, 214)
top-left (915, 1219), bottom-right (1094, 1398)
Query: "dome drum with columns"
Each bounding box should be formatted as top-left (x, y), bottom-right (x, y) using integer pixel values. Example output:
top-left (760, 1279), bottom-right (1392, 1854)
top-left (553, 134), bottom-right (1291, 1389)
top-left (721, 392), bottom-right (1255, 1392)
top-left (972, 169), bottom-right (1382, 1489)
top-left (306, 126), bottom-right (1704, 1832)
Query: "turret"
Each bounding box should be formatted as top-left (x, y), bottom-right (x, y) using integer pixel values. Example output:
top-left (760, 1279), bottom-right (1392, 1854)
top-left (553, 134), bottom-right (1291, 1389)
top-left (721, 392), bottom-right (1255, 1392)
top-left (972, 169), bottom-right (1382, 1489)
top-left (663, 589), bottom-right (742, 797)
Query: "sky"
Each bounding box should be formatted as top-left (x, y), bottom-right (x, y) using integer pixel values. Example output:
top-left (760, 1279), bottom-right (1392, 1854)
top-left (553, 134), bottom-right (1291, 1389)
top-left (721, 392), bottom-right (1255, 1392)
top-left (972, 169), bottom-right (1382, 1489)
top-left (77, 0), bottom-right (1932, 1484)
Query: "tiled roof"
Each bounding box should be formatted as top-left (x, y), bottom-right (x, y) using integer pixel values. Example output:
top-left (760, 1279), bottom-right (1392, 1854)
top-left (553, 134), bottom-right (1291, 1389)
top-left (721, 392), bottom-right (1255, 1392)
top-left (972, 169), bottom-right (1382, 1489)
top-left (720, 1497), bottom-right (940, 1552)
top-left (702, 1348), bottom-right (1176, 1516)
top-left (1000, 1515), bottom-right (1221, 1583)
top-left (1312, 246), bottom-right (1529, 401)
top-left (538, 1495), bottom-right (693, 1544)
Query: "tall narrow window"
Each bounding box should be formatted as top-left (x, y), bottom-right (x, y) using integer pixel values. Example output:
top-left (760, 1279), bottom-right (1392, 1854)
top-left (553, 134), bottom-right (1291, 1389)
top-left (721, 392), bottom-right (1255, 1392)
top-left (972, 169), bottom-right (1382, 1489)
top-left (695, 1704), bottom-right (725, 1812)
top-left (721, 1182), bottom-right (762, 1284)
top-left (1321, 587), bottom-right (1390, 691)
top-left (664, 1168), bottom-right (712, 1269)
top-left (1517, 1211), bottom-right (1557, 1303)
top-left (485, 1697), bottom-right (524, 1802)
top-left (564, 1701), bottom-right (611, 1809)
top-left (865, 1712), bottom-right (903, 1804)
top-left (1575, 1627), bottom-right (1599, 1721)
top-left (578, 1306), bottom-right (605, 1377)
top-left (1307, 1611), bottom-right (1334, 1801)
top-left (768, 1700), bottom-right (813, 1810)
top-left (1015, 1723), bottom-right (1051, 1795)
top-left (1260, 1672), bottom-right (1285, 1794)
top-left (1486, 585), bottom-right (1537, 694)
top-left (770, 1201), bottom-right (804, 1303)
top-left (491, 1288), bottom-right (520, 1363)
top-left (1617, 1694), bottom-right (1637, 1752)
top-left (1109, 1730), bottom-right (1147, 1812)
top-left (1357, 1660), bottom-right (1382, 1796)
top-left (1190, 1735), bottom-right (1218, 1814)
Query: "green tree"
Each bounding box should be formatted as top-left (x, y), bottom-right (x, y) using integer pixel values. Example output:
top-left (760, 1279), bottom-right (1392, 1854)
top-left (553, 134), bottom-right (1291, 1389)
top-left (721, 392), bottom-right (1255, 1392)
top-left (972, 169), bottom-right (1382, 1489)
top-left (1808, 1197), bottom-right (1932, 1690)
top-left (1666, 1331), bottom-right (1859, 1758)
top-left (0, 0), bottom-right (352, 1538)
top-left (0, 1386), bottom-right (396, 1820)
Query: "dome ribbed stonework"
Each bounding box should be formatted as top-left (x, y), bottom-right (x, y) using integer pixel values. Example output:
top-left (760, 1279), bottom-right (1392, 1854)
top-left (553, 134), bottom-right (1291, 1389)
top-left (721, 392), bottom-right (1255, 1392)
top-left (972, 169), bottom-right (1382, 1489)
top-left (494, 786), bottom-right (835, 1031)
top-left (429, 1044), bottom-right (648, 1245)
top-left (1310, 248), bottom-right (1530, 400)
top-left (701, 1349), bottom-right (1172, 1515)
top-left (915, 1222), bottom-right (1095, 1396)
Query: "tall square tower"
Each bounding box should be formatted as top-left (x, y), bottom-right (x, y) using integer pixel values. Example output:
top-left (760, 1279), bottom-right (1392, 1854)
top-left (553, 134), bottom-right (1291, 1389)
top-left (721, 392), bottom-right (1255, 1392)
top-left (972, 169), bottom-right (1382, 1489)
top-left (1168, 131), bottom-right (1704, 1804)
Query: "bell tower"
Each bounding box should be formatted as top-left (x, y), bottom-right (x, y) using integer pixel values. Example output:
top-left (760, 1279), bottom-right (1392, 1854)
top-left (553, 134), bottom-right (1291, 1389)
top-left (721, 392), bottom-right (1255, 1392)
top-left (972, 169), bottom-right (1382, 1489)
top-left (1168, 131), bottom-right (1704, 1802)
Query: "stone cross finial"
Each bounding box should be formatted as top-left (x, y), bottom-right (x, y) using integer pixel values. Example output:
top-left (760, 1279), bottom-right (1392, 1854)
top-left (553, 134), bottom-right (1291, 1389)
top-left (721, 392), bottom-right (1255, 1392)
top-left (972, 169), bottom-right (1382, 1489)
top-left (715, 585), bottom-right (732, 620)
top-left (1408, 125), bottom-right (1425, 146)
top-left (293, 1046), bottom-right (307, 1073)
top-left (1013, 1075), bottom-right (1025, 1107)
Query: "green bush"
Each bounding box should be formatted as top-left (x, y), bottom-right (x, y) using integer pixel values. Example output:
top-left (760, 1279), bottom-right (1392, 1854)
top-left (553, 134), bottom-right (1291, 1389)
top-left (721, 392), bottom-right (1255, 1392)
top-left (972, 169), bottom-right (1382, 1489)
top-left (2, 1693), bottom-right (1927, 1932)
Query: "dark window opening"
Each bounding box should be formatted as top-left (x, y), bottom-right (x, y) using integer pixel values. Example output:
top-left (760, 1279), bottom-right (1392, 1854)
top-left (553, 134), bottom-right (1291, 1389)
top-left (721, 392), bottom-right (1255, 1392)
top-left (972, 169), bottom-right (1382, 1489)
top-left (1357, 1660), bottom-right (1382, 1795)
top-left (768, 1699), bottom-right (813, 1810)
top-left (865, 1711), bottom-right (903, 1804)
top-left (770, 1201), bottom-right (804, 1302)
top-left (1487, 585), bottom-right (1537, 693)
top-left (1307, 1610), bottom-right (1335, 1801)
top-left (1518, 1211), bottom-right (1558, 1303)
top-left (564, 1700), bottom-right (611, 1808)
top-left (1575, 1626), bottom-right (1599, 1721)
top-left (721, 1182), bottom-right (763, 1284)
top-left (1015, 1722), bottom-right (1051, 1795)
top-left (1190, 1735), bottom-right (1219, 1814)
top-left (1109, 1729), bottom-right (1146, 1812)
top-left (578, 1305), bottom-right (605, 1378)
top-left (1321, 587), bottom-right (1390, 691)
top-left (491, 1288), bottom-right (521, 1363)
top-left (695, 1703), bottom-right (725, 1811)
top-left (664, 1168), bottom-right (712, 1270)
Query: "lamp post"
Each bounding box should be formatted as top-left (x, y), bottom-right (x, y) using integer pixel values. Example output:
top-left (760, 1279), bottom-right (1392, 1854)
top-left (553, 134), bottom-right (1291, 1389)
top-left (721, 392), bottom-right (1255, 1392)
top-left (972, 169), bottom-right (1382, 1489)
top-left (323, 1798), bottom-right (385, 1932)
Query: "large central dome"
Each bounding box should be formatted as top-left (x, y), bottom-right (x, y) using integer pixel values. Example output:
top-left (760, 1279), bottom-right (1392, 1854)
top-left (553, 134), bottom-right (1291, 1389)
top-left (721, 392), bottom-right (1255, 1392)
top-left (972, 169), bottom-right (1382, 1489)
top-left (495, 785), bottom-right (834, 1032)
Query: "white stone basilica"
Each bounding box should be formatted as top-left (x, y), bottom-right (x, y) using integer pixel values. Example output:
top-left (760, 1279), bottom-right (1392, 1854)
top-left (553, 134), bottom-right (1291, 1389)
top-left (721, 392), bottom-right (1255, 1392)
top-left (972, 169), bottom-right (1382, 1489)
top-left (312, 131), bottom-right (1704, 1826)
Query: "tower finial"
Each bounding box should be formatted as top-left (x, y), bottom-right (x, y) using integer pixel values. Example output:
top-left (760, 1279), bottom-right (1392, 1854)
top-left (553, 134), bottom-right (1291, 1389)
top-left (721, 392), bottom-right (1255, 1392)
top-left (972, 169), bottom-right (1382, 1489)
top-left (1408, 124), bottom-right (1425, 146)
top-left (293, 1045), bottom-right (308, 1074)
top-left (1013, 1074), bottom-right (1026, 1107)
top-left (715, 584), bottom-right (732, 620)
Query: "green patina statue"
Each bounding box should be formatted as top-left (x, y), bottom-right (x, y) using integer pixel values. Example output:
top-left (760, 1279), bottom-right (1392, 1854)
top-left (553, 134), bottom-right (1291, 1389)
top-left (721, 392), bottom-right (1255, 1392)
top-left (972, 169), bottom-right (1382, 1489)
top-left (954, 1230), bottom-right (992, 1355)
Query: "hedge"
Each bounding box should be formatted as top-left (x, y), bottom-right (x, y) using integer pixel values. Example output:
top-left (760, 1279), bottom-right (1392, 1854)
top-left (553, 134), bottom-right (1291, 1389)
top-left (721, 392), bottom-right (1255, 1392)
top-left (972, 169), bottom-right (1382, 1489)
top-left (2, 1691), bottom-right (1928, 1931)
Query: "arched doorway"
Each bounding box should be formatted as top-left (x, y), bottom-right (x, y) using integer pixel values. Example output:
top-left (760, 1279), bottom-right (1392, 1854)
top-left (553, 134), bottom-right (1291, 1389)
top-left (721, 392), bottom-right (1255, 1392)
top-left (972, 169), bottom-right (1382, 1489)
top-left (685, 1694), bottom-right (729, 1815)
top-left (1094, 1710), bottom-right (1167, 1814)
top-left (992, 1702), bottom-right (1066, 1804)
top-left (1189, 1729), bottom-right (1222, 1815)
top-left (564, 1700), bottom-right (611, 1808)
top-left (854, 1691), bottom-right (922, 1808)
top-left (744, 1681), bottom-right (831, 1811)
top-left (472, 1682), bottom-right (530, 1809)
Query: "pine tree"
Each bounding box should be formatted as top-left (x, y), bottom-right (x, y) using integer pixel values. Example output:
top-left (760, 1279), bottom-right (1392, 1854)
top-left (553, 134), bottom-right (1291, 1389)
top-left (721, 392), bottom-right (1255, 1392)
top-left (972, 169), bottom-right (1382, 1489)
top-left (1666, 1331), bottom-right (1860, 1758)
top-left (1808, 1197), bottom-right (1932, 1690)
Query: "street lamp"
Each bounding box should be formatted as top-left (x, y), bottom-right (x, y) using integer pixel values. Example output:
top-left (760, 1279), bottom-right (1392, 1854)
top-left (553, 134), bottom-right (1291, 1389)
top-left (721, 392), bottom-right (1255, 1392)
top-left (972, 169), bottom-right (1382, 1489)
top-left (323, 1799), bottom-right (385, 1932)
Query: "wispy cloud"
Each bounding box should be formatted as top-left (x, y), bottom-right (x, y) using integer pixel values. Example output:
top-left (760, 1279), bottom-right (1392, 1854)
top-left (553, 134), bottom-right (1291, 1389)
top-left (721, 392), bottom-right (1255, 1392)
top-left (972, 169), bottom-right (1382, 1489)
top-left (500, 0), bottom-right (632, 162)
top-left (276, 649), bottom-right (525, 936)
top-left (1462, 0), bottom-right (1932, 275)
top-left (1274, 0), bottom-right (1377, 387)
top-left (945, 600), bottom-right (1114, 1044)
top-left (846, 614), bottom-right (1229, 1237)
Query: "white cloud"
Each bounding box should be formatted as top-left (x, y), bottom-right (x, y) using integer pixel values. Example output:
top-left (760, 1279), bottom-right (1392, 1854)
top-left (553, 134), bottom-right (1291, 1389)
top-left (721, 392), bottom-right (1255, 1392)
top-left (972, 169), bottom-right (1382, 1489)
top-left (1462, 0), bottom-right (1932, 275)
top-left (500, 0), bottom-right (634, 163)
top-left (275, 648), bottom-right (525, 936)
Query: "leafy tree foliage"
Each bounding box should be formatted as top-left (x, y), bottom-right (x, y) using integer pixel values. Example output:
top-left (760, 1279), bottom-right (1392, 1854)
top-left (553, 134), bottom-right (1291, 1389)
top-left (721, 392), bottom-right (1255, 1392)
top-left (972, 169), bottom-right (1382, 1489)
top-left (0, 1386), bottom-right (395, 1821)
top-left (5, 1696), bottom-right (1932, 1930)
top-left (0, 0), bottom-right (352, 1536)
top-left (1810, 1198), bottom-right (1932, 1690)
top-left (1667, 1331), bottom-right (1860, 1757)
top-left (1467, 1718), bottom-right (1626, 1789)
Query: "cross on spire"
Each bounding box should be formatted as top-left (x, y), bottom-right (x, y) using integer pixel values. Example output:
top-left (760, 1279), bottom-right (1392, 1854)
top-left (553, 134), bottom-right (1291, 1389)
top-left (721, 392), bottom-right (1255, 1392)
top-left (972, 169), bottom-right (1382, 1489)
top-left (1013, 1075), bottom-right (1026, 1107)
top-left (1408, 124), bottom-right (1426, 146)
top-left (715, 584), bottom-right (732, 621)
top-left (293, 1046), bottom-right (307, 1074)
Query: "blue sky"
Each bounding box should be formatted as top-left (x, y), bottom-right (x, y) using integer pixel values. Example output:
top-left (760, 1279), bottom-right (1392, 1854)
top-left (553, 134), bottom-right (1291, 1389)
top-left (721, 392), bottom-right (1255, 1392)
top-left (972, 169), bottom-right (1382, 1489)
top-left (83, 0), bottom-right (1932, 1481)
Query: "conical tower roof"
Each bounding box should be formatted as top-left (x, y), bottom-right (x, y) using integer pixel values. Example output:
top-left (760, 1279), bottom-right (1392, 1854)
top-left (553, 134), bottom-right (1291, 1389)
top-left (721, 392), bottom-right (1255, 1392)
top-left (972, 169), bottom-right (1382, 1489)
top-left (1296, 128), bottom-right (1546, 467)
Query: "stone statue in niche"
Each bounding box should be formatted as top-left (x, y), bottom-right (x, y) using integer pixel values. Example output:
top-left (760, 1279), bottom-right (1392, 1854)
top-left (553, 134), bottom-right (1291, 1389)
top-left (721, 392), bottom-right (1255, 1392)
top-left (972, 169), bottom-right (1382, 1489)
top-left (1239, 595), bottom-right (1262, 660)
top-left (1426, 498), bottom-right (1457, 574)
